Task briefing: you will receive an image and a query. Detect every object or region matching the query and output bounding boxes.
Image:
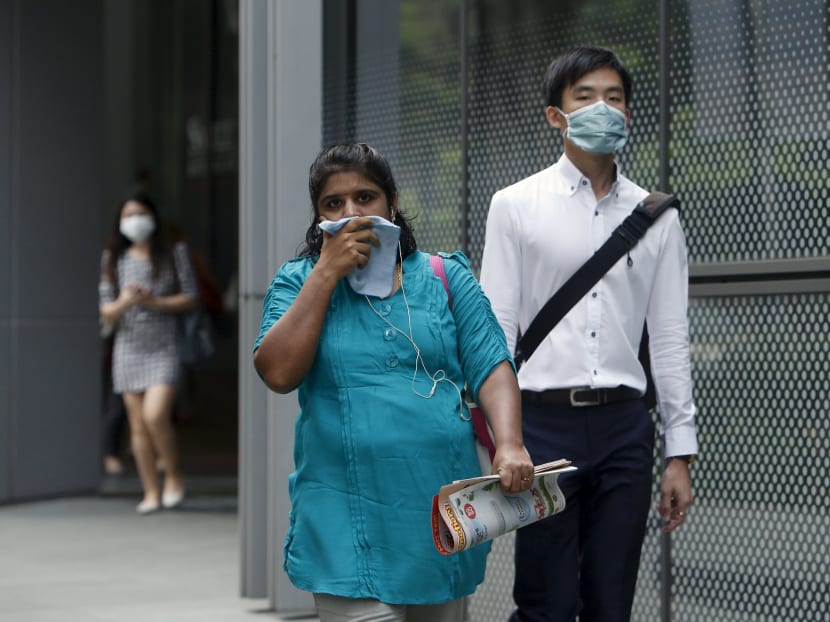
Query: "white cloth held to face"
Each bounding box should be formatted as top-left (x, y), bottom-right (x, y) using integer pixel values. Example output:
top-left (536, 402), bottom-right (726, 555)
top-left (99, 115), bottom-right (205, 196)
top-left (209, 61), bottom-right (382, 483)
top-left (317, 215), bottom-right (402, 297)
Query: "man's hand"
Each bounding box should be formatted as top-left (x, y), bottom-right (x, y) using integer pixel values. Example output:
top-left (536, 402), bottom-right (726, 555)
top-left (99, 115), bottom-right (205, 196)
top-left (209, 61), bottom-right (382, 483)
top-left (656, 458), bottom-right (693, 533)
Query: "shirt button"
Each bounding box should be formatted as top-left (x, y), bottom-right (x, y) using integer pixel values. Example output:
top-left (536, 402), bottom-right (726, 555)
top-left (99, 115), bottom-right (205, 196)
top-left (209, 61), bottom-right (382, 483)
top-left (380, 303), bottom-right (392, 316)
top-left (593, 370), bottom-right (598, 375)
top-left (384, 328), bottom-right (396, 341)
top-left (594, 211), bottom-right (599, 216)
top-left (582, 180), bottom-right (588, 186)
top-left (386, 356), bottom-right (399, 368)
top-left (591, 332), bottom-right (596, 337)
top-left (592, 292), bottom-right (598, 298)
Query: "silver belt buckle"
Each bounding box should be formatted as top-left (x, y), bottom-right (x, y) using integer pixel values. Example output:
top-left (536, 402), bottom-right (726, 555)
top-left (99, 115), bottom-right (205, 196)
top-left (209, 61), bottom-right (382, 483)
top-left (569, 387), bottom-right (601, 407)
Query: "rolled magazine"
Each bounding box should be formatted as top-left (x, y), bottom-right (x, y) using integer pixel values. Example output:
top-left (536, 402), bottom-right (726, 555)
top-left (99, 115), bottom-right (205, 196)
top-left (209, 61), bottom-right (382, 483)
top-left (431, 459), bottom-right (576, 555)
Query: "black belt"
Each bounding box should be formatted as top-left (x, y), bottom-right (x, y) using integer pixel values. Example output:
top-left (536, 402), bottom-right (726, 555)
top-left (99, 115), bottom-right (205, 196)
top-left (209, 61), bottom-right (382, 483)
top-left (521, 386), bottom-right (642, 408)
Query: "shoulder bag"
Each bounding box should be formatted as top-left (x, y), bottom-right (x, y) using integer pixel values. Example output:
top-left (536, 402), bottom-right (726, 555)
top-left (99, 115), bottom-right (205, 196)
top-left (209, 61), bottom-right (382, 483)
top-left (513, 191), bottom-right (680, 409)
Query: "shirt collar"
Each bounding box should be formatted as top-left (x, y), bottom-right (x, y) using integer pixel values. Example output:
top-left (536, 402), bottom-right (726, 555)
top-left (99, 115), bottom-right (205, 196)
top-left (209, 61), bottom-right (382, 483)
top-left (557, 153), bottom-right (622, 197)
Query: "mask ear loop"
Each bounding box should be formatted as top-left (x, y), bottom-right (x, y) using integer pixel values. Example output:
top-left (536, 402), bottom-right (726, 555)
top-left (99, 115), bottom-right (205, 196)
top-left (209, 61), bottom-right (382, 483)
top-left (555, 106), bottom-right (570, 139)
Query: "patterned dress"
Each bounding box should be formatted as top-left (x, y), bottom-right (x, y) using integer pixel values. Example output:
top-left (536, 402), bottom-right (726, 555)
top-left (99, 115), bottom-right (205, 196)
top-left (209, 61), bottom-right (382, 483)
top-left (99, 242), bottom-right (199, 393)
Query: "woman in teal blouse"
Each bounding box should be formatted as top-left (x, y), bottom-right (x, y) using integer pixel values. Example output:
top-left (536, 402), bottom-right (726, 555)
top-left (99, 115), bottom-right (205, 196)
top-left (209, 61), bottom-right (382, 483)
top-left (254, 143), bottom-right (533, 622)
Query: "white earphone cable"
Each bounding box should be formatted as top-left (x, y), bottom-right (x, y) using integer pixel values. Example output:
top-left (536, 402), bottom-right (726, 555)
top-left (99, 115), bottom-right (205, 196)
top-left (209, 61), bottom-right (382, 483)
top-left (364, 246), bottom-right (468, 421)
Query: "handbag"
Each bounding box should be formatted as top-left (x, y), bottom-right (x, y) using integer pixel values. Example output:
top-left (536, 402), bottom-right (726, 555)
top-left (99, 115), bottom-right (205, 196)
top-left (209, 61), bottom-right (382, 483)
top-left (99, 317), bottom-right (118, 338)
top-left (513, 191), bottom-right (680, 409)
top-left (173, 244), bottom-right (217, 368)
top-left (178, 309), bottom-right (215, 367)
top-left (429, 255), bottom-right (498, 466)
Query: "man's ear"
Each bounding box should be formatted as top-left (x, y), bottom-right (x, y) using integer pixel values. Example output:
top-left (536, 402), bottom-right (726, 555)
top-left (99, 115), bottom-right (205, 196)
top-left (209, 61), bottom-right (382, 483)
top-left (546, 106), bottom-right (565, 130)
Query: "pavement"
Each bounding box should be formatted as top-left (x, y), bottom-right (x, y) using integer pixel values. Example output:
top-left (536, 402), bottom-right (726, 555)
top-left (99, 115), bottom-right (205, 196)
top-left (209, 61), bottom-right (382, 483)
top-left (6, 470), bottom-right (822, 622)
top-left (0, 476), bottom-right (317, 622)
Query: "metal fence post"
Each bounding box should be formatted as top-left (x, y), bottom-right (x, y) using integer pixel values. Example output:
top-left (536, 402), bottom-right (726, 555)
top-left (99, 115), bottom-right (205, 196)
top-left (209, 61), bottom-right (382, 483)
top-left (658, 0), bottom-right (673, 620)
top-left (459, 0), bottom-right (470, 257)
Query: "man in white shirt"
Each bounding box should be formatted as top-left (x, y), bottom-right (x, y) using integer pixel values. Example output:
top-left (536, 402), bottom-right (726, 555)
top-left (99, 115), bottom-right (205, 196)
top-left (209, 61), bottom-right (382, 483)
top-left (480, 46), bottom-right (699, 622)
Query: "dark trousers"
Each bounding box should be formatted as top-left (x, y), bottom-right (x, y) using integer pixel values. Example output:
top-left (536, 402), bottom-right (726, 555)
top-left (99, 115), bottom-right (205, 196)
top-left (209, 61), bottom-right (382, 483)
top-left (102, 385), bottom-right (127, 457)
top-left (509, 398), bottom-right (654, 622)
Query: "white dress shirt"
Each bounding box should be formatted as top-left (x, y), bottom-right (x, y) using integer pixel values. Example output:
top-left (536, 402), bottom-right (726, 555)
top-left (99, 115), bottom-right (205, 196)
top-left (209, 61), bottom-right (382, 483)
top-left (480, 154), bottom-right (698, 457)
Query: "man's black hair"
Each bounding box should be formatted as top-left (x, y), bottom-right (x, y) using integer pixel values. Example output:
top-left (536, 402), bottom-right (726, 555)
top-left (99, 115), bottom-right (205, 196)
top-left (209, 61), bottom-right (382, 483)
top-left (542, 46), bottom-right (633, 108)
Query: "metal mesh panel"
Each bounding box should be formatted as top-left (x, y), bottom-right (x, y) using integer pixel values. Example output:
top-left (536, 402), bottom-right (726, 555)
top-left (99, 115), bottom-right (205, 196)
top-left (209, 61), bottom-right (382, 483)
top-left (468, 531), bottom-right (517, 620)
top-left (466, 0), bottom-right (663, 274)
top-left (678, 293), bottom-right (830, 620)
top-left (466, 4), bottom-right (666, 620)
top-left (321, 1), bottom-right (830, 620)
top-left (669, 5), bottom-right (830, 615)
top-left (670, 0), bottom-right (830, 263)
top-left (322, 0), bottom-right (464, 255)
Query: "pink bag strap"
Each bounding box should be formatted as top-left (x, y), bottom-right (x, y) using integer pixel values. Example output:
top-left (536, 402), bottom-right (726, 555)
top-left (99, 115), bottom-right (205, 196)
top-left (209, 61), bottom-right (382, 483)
top-left (429, 254), bottom-right (496, 463)
top-left (429, 254), bottom-right (453, 310)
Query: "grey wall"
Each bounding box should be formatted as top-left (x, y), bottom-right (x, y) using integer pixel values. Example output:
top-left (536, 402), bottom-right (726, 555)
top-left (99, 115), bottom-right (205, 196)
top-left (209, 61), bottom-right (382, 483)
top-left (0, 0), bottom-right (104, 502)
top-left (0, 0), bottom-right (13, 502)
top-left (102, 0), bottom-right (138, 216)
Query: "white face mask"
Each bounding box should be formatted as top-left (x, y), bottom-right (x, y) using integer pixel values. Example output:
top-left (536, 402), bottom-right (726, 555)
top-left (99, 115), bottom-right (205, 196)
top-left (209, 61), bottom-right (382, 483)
top-left (119, 214), bottom-right (156, 243)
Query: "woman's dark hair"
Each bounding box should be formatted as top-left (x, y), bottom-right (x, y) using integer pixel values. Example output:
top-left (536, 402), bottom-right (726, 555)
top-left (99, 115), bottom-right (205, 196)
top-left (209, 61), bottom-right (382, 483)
top-left (542, 46), bottom-right (633, 109)
top-left (103, 191), bottom-right (172, 283)
top-left (298, 143), bottom-right (417, 258)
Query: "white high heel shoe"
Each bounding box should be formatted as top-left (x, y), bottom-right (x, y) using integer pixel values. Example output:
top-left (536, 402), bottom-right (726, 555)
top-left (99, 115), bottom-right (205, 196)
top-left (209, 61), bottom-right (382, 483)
top-left (161, 488), bottom-right (185, 510)
top-left (136, 499), bottom-right (161, 515)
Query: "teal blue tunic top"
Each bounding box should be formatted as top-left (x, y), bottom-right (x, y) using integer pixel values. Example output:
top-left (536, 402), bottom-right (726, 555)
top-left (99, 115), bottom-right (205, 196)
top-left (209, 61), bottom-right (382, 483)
top-left (254, 251), bottom-right (514, 604)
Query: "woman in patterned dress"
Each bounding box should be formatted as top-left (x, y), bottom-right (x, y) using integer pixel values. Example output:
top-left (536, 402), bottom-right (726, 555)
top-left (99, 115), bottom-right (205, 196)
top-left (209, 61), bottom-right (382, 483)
top-left (99, 192), bottom-right (199, 514)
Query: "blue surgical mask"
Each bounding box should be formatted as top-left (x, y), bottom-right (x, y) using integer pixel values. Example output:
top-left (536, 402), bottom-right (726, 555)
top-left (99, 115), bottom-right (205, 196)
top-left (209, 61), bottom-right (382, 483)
top-left (557, 100), bottom-right (628, 154)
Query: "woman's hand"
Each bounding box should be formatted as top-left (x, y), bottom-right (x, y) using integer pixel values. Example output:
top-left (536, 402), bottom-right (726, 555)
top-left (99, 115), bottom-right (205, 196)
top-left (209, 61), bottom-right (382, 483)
top-left (133, 287), bottom-right (155, 308)
top-left (493, 442), bottom-right (534, 493)
top-left (316, 216), bottom-right (380, 281)
top-left (101, 283), bottom-right (144, 321)
top-left (476, 360), bottom-right (534, 492)
top-left (254, 219), bottom-right (379, 393)
top-left (118, 284), bottom-right (146, 307)
top-left (101, 283), bottom-right (149, 323)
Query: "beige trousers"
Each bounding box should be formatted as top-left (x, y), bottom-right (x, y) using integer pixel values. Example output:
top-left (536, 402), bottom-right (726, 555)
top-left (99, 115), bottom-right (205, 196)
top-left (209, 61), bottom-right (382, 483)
top-left (313, 594), bottom-right (466, 622)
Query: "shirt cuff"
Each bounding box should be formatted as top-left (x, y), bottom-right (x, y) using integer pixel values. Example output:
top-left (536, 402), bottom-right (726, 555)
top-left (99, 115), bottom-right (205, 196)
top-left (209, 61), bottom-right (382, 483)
top-left (662, 422), bottom-right (699, 458)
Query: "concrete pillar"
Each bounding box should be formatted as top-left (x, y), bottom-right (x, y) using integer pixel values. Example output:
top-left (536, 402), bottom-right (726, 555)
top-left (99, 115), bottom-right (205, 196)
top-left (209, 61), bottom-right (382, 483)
top-left (238, 0), bottom-right (321, 613)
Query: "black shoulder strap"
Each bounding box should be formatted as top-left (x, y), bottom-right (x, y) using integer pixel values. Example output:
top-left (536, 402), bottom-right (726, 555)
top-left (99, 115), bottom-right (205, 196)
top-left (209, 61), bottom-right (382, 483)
top-left (513, 192), bottom-right (680, 370)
